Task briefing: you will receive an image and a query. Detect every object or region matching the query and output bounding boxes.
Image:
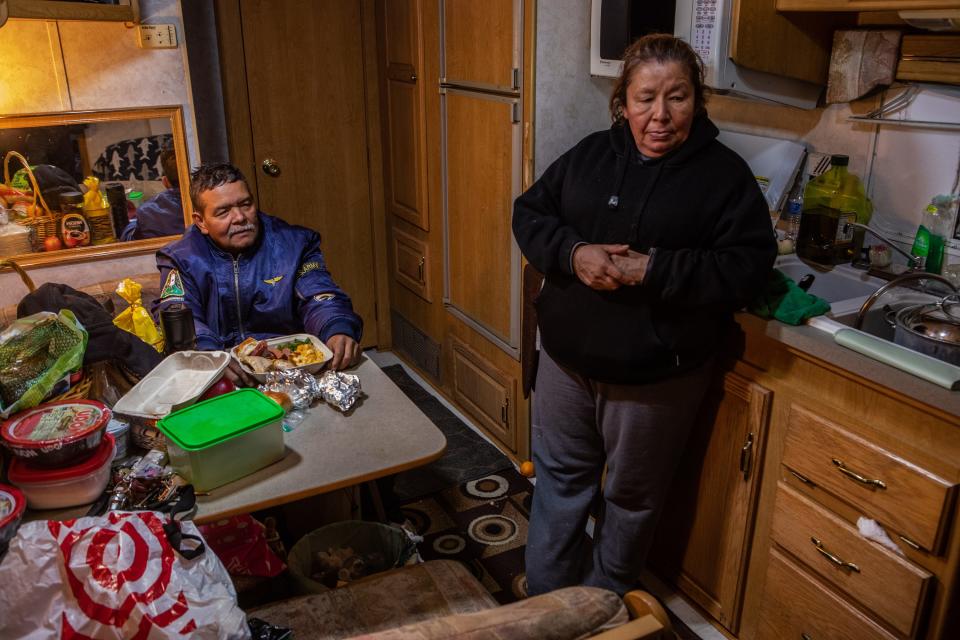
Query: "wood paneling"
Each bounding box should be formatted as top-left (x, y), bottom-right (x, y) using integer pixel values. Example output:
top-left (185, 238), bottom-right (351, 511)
top-left (771, 482), bottom-right (932, 636)
top-left (651, 371), bottom-right (771, 634)
top-left (238, 0), bottom-right (379, 347)
top-left (778, 0), bottom-right (960, 9)
top-left (731, 0), bottom-right (852, 85)
top-left (393, 226), bottom-right (430, 301)
top-left (451, 336), bottom-right (516, 452)
top-left (783, 404), bottom-right (956, 552)
top-left (442, 0), bottom-right (517, 90)
top-left (444, 89), bottom-right (517, 344)
top-left (756, 548), bottom-right (898, 640)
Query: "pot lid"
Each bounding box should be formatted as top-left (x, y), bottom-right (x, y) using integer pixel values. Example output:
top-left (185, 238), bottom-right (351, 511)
top-left (1, 400), bottom-right (111, 450)
top-left (0, 484), bottom-right (26, 530)
top-left (8, 433), bottom-right (114, 483)
top-left (899, 304), bottom-right (960, 345)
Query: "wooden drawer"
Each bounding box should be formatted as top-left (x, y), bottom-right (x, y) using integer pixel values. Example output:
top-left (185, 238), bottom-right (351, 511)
top-left (757, 548), bottom-right (897, 640)
top-left (771, 482), bottom-right (932, 636)
top-left (451, 337), bottom-right (516, 452)
top-left (393, 227), bottom-right (431, 302)
top-left (783, 404), bottom-right (956, 552)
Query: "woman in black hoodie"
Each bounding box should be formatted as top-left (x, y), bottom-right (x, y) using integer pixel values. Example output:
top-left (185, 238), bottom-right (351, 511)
top-left (514, 34), bottom-right (776, 596)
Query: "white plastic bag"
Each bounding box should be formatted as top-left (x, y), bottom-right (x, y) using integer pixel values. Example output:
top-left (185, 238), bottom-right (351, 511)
top-left (0, 511), bottom-right (250, 639)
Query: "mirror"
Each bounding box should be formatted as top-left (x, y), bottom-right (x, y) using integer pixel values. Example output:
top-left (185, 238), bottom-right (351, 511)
top-left (0, 106), bottom-right (192, 268)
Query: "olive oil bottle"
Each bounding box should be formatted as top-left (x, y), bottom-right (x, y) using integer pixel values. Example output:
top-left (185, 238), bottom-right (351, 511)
top-left (796, 155), bottom-right (873, 265)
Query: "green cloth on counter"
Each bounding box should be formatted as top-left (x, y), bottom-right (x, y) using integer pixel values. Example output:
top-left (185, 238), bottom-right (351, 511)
top-left (749, 269), bottom-right (831, 325)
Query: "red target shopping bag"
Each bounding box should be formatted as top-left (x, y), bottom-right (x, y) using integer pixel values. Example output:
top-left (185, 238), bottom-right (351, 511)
top-left (0, 511), bottom-right (250, 639)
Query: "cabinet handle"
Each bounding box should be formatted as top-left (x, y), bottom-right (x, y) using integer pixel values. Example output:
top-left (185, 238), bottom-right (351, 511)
top-left (501, 399), bottom-right (509, 424)
top-left (417, 256), bottom-right (425, 283)
top-left (811, 537), bottom-right (860, 572)
top-left (739, 432), bottom-right (754, 480)
top-left (801, 634), bottom-right (813, 640)
top-left (410, 73), bottom-right (417, 82)
top-left (831, 458), bottom-right (887, 490)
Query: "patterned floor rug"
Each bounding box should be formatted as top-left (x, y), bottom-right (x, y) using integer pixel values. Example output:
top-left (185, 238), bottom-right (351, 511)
top-left (400, 465), bottom-right (533, 605)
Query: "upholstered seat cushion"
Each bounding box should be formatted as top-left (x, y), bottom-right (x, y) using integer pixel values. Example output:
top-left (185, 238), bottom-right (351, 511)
top-left (249, 560), bottom-right (498, 639)
top-left (351, 585), bottom-right (628, 640)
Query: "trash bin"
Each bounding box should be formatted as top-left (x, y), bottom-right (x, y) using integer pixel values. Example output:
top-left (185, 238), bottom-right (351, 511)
top-left (287, 520), bottom-right (418, 594)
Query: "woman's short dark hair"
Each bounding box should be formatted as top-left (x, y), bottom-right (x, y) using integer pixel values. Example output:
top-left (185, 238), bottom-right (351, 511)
top-left (190, 163), bottom-right (248, 213)
top-left (609, 34), bottom-right (708, 124)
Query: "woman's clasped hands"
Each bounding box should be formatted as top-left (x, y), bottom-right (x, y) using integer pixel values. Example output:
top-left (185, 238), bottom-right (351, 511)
top-left (572, 243), bottom-right (649, 290)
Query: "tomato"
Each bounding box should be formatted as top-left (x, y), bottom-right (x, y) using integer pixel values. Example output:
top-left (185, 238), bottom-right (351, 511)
top-left (43, 236), bottom-right (63, 251)
top-left (200, 376), bottom-right (236, 400)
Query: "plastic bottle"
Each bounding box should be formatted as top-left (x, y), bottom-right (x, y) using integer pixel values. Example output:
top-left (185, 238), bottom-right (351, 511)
top-left (783, 177), bottom-right (804, 242)
top-left (912, 198), bottom-right (952, 274)
top-left (796, 155), bottom-right (872, 264)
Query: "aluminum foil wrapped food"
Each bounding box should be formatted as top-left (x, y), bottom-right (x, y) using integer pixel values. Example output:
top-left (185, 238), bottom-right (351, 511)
top-left (318, 370), bottom-right (361, 412)
top-left (258, 369), bottom-right (322, 410)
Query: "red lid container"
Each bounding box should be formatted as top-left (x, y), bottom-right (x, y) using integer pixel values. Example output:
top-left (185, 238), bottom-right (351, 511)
top-left (9, 432), bottom-right (115, 484)
top-left (0, 483), bottom-right (26, 549)
top-left (1, 400), bottom-right (111, 467)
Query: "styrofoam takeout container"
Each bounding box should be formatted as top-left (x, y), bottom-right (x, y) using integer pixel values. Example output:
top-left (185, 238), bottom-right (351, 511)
top-left (230, 334), bottom-right (333, 383)
top-left (113, 351), bottom-right (231, 419)
top-left (8, 433), bottom-right (115, 509)
top-left (157, 389), bottom-right (284, 491)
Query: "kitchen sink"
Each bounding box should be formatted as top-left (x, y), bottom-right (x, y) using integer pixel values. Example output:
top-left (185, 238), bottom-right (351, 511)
top-left (774, 255), bottom-right (887, 316)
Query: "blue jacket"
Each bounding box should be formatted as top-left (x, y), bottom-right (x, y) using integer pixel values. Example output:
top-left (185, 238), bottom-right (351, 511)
top-left (154, 212), bottom-right (362, 351)
top-left (121, 188), bottom-right (185, 241)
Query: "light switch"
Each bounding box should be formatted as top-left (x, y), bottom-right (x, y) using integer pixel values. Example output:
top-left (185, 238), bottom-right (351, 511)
top-left (137, 24), bottom-right (178, 49)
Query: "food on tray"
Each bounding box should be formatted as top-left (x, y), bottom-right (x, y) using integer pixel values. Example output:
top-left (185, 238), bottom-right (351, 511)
top-left (235, 337), bottom-right (326, 374)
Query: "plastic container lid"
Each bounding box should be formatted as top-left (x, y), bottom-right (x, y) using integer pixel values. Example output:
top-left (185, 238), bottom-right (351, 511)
top-left (127, 191), bottom-right (144, 203)
top-left (1, 400), bottom-right (111, 452)
top-left (157, 389), bottom-right (284, 451)
top-left (9, 433), bottom-right (115, 483)
top-left (0, 484), bottom-right (26, 529)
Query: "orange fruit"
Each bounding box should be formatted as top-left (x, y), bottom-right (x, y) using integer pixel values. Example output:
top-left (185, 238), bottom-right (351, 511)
top-left (519, 460), bottom-right (535, 478)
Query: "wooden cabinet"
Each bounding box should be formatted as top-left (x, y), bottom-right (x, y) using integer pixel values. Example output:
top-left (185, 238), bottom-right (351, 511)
top-left (378, 0), bottom-right (430, 231)
top-left (2, 0), bottom-right (138, 22)
top-left (777, 1), bottom-right (960, 10)
top-left (441, 0), bottom-right (519, 91)
top-left (451, 337), bottom-right (517, 452)
top-left (651, 370), bottom-right (771, 635)
top-left (393, 227), bottom-right (431, 302)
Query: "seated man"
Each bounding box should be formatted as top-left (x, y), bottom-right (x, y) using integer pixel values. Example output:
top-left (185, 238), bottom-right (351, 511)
top-left (120, 145), bottom-right (186, 241)
top-left (154, 163), bottom-right (361, 385)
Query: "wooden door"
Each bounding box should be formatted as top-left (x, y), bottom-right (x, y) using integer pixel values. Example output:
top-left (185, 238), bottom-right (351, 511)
top-left (441, 0), bottom-right (519, 91)
top-left (378, 0), bottom-right (429, 231)
top-left (237, 0), bottom-right (379, 346)
top-left (650, 371), bottom-right (772, 634)
top-left (442, 88), bottom-right (520, 348)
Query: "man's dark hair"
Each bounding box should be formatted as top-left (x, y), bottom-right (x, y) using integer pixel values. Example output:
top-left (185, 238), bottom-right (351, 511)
top-left (160, 146), bottom-right (179, 187)
top-left (189, 163), bottom-right (249, 213)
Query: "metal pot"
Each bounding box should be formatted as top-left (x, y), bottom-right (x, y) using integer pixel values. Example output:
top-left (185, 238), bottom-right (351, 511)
top-left (893, 300), bottom-right (960, 366)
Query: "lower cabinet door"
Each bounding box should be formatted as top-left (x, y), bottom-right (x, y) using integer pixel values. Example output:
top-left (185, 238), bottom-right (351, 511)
top-left (757, 548), bottom-right (898, 640)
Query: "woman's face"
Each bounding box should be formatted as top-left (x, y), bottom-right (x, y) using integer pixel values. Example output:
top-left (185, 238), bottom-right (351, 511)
top-left (623, 61), bottom-right (695, 158)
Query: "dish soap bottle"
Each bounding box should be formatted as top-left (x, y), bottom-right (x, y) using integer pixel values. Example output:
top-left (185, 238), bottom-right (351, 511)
top-left (912, 197), bottom-right (953, 274)
top-left (796, 155), bottom-right (872, 264)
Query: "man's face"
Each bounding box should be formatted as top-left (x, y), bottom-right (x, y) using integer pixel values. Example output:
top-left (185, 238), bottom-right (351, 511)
top-left (193, 181), bottom-right (260, 253)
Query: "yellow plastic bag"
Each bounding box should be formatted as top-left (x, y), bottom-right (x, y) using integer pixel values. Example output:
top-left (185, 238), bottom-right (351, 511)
top-left (113, 278), bottom-right (164, 352)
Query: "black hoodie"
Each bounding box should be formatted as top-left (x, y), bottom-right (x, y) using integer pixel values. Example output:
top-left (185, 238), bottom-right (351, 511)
top-left (513, 116), bottom-right (776, 383)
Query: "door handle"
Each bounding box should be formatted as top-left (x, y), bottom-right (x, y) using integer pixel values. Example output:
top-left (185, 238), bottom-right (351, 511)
top-left (739, 432), bottom-right (754, 480)
top-left (261, 158), bottom-right (282, 177)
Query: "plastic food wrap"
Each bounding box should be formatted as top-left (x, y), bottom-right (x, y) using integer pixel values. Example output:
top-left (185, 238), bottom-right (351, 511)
top-left (318, 370), bottom-right (361, 412)
top-left (0, 310), bottom-right (87, 418)
top-left (113, 278), bottom-right (164, 352)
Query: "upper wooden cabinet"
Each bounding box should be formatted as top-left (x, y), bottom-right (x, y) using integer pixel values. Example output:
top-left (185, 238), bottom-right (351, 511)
top-left (778, 1), bottom-right (960, 10)
top-left (732, 0), bottom-right (854, 85)
top-left (377, 0), bottom-right (430, 231)
top-left (1, 0), bottom-right (138, 22)
top-left (441, 0), bottom-right (519, 92)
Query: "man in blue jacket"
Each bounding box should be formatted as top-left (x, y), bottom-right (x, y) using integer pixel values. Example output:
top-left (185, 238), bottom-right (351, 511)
top-left (121, 146), bottom-right (186, 240)
top-left (154, 163), bottom-right (362, 385)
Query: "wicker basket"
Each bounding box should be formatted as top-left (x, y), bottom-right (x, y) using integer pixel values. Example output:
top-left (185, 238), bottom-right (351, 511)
top-left (4, 151), bottom-right (58, 252)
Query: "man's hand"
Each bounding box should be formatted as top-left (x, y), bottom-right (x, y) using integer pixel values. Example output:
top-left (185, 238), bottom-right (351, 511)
top-left (223, 358), bottom-right (257, 388)
top-left (326, 334), bottom-right (360, 370)
top-left (572, 244), bottom-right (629, 290)
top-left (610, 249), bottom-right (650, 285)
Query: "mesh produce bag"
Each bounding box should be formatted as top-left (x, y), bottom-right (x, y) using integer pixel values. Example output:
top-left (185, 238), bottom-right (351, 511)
top-left (0, 310), bottom-right (87, 418)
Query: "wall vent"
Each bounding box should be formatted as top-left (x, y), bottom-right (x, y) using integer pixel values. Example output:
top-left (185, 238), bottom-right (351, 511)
top-left (391, 311), bottom-right (441, 381)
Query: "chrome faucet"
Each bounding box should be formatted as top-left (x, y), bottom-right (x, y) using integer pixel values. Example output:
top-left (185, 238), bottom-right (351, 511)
top-left (843, 222), bottom-right (923, 271)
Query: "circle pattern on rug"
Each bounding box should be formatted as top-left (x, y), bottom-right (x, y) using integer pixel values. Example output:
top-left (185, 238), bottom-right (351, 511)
top-left (467, 514), bottom-right (519, 546)
top-left (400, 508), bottom-right (431, 536)
top-left (433, 534), bottom-right (467, 555)
top-left (465, 475), bottom-right (510, 499)
top-left (511, 573), bottom-right (528, 600)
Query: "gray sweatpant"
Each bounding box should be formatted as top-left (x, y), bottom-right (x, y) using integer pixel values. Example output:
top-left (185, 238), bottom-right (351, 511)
top-left (525, 348), bottom-right (714, 596)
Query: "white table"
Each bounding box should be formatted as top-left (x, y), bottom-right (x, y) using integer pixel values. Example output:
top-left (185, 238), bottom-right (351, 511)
top-left (25, 357), bottom-right (447, 524)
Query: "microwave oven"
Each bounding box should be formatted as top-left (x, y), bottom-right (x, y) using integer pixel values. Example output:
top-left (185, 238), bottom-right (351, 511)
top-left (590, 0), bottom-right (822, 109)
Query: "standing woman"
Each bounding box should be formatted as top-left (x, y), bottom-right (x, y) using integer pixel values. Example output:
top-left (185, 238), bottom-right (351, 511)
top-left (513, 34), bottom-right (776, 595)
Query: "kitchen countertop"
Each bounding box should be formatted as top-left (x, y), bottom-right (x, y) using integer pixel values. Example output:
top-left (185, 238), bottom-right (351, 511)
top-left (737, 312), bottom-right (960, 418)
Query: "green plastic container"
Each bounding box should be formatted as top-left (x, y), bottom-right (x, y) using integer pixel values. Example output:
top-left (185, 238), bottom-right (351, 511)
top-left (157, 389), bottom-right (284, 491)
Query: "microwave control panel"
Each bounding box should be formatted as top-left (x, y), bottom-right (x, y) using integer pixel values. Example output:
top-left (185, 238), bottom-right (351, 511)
top-left (692, 0), bottom-right (721, 65)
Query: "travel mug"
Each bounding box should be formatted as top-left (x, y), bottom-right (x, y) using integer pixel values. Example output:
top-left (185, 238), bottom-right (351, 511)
top-left (160, 304), bottom-right (197, 355)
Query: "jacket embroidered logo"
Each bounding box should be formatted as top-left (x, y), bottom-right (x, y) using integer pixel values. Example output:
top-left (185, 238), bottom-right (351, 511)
top-left (160, 270), bottom-right (185, 301)
top-left (314, 293), bottom-right (335, 302)
top-left (263, 275), bottom-right (284, 285)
